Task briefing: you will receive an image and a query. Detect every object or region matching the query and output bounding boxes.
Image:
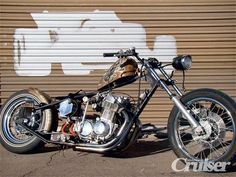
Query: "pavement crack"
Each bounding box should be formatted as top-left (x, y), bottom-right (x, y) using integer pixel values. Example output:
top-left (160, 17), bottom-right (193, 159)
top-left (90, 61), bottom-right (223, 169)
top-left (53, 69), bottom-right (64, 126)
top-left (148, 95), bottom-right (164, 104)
top-left (18, 149), bottom-right (65, 177)
top-left (46, 151), bottom-right (61, 166)
top-left (19, 167), bottom-right (39, 177)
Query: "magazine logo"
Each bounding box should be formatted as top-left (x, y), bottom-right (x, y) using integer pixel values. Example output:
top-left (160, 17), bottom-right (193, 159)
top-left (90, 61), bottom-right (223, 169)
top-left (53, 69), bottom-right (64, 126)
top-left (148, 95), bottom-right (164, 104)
top-left (171, 158), bottom-right (230, 172)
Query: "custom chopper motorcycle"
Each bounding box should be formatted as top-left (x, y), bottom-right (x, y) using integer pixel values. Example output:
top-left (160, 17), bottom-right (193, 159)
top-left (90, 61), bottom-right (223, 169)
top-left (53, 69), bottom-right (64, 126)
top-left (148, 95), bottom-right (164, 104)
top-left (0, 48), bottom-right (235, 166)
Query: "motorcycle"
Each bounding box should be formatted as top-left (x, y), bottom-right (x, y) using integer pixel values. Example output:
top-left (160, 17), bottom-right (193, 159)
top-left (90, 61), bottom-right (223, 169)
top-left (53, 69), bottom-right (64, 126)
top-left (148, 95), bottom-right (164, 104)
top-left (0, 48), bottom-right (235, 167)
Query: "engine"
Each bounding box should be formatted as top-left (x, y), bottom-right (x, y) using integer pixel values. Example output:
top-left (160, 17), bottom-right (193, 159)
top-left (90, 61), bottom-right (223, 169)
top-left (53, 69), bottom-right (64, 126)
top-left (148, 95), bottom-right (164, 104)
top-left (74, 95), bottom-right (119, 141)
top-left (56, 93), bottom-right (131, 144)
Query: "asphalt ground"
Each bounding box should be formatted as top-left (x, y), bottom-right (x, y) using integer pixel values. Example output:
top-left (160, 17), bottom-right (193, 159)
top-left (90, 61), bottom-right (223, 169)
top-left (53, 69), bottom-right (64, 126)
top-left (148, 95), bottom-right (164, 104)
top-left (0, 136), bottom-right (235, 177)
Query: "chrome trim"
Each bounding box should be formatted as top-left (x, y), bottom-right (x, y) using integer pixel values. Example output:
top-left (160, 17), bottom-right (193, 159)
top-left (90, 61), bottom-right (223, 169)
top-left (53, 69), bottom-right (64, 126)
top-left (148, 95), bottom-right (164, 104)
top-left (171, 96), bottom-right (199, 128)
top-left (74, 110), bottom-right (131, 152)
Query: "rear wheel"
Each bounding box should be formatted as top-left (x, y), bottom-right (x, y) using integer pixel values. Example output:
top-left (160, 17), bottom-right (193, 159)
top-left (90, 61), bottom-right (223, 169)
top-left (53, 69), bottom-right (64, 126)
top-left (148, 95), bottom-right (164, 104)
top-left (168, 88), bottom-right (236, 168)
top-left (0, 88), bottom-right (53, 153)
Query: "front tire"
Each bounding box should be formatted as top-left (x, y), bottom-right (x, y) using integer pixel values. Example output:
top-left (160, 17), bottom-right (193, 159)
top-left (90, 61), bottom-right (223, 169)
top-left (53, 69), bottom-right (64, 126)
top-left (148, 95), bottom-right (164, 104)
top-left (0, 88), bottom-right (53, 153)
top-left (168, 88), bottom-right (236, 166)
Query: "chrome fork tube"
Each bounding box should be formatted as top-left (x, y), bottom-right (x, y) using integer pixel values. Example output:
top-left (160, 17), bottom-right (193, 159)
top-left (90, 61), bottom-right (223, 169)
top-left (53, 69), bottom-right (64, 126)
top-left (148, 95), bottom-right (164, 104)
top-left (159, 67), bottom-right (183, 97)
top-left (146, 64), bottom-right (200, 128)
top-left (171, 97), bottom-right (198, 128)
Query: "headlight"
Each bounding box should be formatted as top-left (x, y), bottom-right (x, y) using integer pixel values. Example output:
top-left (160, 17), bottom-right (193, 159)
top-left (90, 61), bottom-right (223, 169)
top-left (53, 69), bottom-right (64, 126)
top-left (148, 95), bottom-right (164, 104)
top-left (172, 55), bottom-right (192, 70)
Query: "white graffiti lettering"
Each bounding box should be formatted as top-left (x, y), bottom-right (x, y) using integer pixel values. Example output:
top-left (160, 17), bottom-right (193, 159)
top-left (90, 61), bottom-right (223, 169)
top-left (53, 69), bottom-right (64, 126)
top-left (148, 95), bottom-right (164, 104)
top-left (14, 10), bottom-right (177, 76)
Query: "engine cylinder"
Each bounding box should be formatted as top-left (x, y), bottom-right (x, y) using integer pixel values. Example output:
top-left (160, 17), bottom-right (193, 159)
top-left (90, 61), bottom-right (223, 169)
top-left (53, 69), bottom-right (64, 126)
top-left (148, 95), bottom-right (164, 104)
top-left (80, 121), bottom-right (93, 137)
top-left (93, 121), bottom-right (110, 136)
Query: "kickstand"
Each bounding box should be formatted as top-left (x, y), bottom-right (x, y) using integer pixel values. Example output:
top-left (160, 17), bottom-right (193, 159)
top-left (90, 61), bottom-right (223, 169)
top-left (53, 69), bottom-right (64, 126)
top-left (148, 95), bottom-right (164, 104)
top-left (139, 123), bottom-right (168, 139)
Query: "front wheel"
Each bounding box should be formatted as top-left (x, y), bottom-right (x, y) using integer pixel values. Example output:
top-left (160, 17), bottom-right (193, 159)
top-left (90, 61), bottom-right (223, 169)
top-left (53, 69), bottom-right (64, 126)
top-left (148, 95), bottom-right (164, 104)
top-left (168, 88), bottom-right (236, 167)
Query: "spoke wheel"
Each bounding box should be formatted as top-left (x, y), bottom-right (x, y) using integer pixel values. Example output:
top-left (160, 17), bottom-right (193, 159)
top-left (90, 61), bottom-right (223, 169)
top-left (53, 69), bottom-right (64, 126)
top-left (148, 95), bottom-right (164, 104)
top-left (177, 98), bottom-right (235, 161)
top-left (168, 88), bottom-right (236, 165)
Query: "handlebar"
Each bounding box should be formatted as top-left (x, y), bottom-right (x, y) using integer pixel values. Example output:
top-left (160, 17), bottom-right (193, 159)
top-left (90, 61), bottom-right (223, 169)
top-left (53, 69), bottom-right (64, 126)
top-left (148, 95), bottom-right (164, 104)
top-left (103, 53), bottom-right (118, 57)
top-left (103, 47), bottom-right (138, 58)
top-left (103, 48), bottom-right (164, 69)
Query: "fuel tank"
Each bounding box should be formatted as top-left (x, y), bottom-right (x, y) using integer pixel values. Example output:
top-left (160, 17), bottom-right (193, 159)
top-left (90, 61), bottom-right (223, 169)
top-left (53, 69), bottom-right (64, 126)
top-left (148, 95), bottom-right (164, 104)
top-left (97, 57), bottom-right (138, 92)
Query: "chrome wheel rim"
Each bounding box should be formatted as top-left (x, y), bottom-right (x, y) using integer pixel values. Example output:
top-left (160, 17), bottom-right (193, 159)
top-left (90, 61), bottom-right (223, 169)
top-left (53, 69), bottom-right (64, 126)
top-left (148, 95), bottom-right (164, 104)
top-left (175, 97), bottom-right (235, 161)
top-left (2, 95), bottom-right (41, 144)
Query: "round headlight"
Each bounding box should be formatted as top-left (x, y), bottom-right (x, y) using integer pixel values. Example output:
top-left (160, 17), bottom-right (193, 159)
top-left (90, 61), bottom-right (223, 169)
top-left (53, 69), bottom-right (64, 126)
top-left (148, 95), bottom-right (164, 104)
top-left (172, 55), bottom-right (192, 70)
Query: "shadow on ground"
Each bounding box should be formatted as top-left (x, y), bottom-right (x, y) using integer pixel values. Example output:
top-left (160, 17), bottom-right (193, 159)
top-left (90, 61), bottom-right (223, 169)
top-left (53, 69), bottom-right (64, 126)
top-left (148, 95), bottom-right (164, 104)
top-left (30, 138), bottom-right (236, 173)
top-left (33, 144), bottom-right (70, 154)
top-left (103, 138), bottom-right (171, 158)
top-left (32, 138), bottom-right (171, 158)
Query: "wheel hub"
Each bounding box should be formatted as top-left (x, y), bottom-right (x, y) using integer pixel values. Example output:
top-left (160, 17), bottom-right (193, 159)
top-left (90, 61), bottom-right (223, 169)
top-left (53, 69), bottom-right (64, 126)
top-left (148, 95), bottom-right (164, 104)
top-left (193, 112), bottom-right (226, 148)
top-left (8, 104), bottom-right (37, 142)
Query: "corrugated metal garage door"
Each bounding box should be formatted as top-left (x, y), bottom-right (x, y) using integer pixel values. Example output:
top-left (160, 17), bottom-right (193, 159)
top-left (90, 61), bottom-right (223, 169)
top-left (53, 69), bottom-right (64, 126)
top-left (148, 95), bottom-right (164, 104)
top-left (0, 0), bottom-right (235, 125)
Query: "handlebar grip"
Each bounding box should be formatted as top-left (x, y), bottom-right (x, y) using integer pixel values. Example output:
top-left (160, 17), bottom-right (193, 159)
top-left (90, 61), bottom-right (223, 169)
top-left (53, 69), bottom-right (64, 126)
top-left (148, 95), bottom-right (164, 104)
top-left (103, 53), bottom-right (117, 57)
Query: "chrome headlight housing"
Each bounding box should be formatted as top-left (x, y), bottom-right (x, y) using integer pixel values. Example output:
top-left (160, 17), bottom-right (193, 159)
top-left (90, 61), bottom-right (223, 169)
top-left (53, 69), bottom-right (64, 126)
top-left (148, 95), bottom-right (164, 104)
top-left (172, 55), bottom-right (192, 70)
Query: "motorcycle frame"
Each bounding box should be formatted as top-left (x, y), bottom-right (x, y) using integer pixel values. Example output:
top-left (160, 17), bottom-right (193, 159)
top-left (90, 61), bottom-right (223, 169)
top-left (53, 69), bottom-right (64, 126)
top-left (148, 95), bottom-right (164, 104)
top-left (32, 52), bottom-right (200, 130)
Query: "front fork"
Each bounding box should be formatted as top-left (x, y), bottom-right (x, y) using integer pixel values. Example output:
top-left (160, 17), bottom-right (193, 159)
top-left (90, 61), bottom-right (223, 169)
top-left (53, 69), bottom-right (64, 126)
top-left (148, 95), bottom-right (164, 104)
top-left (146, 63), bottom-right (203, 134)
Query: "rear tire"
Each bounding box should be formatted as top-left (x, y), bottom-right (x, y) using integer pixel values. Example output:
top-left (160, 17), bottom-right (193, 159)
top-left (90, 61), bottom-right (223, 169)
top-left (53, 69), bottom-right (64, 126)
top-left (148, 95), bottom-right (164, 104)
top-left (168, 88), bottom-right (236, 167)
top-left (0, 88), bottom-right (53, 153)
